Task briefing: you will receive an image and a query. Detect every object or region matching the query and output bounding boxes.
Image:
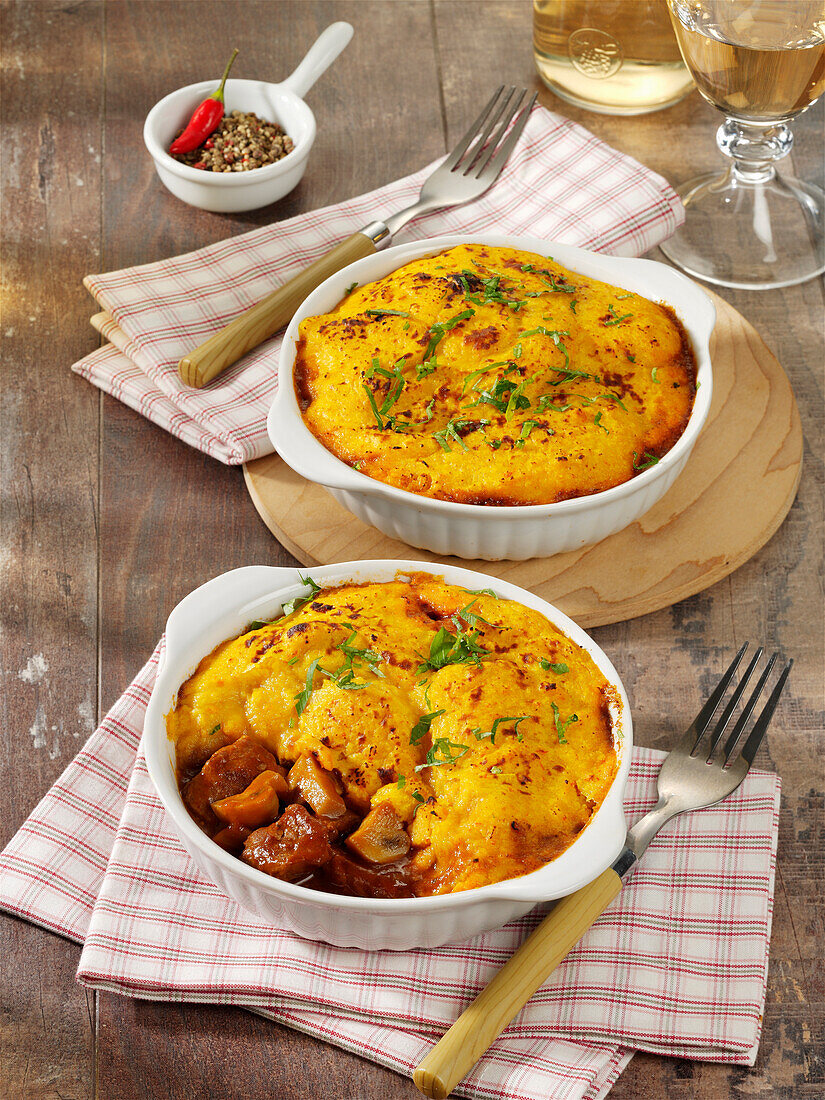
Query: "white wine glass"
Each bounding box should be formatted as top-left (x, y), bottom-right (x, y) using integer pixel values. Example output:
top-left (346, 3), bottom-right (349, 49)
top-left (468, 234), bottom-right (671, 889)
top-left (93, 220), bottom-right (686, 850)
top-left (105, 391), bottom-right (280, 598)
top-left (661, 0), bottom-right (825, 289)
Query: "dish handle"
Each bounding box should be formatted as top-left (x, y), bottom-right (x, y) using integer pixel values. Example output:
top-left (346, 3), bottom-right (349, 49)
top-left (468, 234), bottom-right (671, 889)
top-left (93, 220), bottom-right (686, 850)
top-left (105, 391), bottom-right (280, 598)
top-left (162, 566), bottom-right (304, 665)
top-left (280, 22), bottom-right (353, 99)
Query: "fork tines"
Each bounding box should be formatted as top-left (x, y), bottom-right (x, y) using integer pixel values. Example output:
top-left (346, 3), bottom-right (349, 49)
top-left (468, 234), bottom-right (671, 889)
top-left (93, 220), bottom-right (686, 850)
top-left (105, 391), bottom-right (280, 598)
top-left (689, 643), bottom-right (792, 767)
top-left (446, 85), bottom-right (537, 179)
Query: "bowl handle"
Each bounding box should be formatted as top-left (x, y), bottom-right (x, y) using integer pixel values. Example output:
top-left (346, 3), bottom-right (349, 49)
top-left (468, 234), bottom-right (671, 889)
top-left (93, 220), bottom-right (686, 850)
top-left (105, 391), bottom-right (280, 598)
top-left (163, 566), bottom-right (303, 660)
top-left (281, 22), bottom-right (353, 99)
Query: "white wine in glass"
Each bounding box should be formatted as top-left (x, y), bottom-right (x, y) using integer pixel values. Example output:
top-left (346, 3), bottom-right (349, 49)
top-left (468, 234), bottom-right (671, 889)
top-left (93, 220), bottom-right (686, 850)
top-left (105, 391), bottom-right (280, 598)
top-left (661, 0), bottom-right (825, 289)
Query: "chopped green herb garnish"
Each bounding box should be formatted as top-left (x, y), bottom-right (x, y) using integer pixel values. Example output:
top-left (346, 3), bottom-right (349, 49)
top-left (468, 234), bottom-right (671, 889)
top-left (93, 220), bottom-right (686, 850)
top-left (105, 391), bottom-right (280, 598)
top-left (418, 625), bottom-right (489, 673)
top-left (294, 658), bottom-right (322, 716)
top-left (632, 451), bottom-right (660, 470)
top-left (463, 587), bottom-right (498, 598)
top-left (397, 775), bottom-right (406, 789)
top-left (615, 292), bottom-right (634, 300)
top-left (651, 367), bottom-right (660, 383)
top-left (466, 376), bottom-right (532, 416)
top-left (594, 411), bottom-right (609, 434)
top-left (490, 766), bottom-right (502, 775)
top-left (453, 598), bottom-right (491, 630)
top-left (569, 299), bottom-right (578, 313)
top-left (365, 309), bottom-right (410, 318)
top-left (551, 701), bottom-right (579, 744)
top-left (424, 309), bottom-right (475, 359)
top-left (344, 281), bottom-right (358, 294)
top-left (410, 709), bottom-right (447, 746)
top-left (433, 418), bottom-right (488, 452)
top-left (247, 620), bottom-right (268, 631)
top-left (412, 790), bottom-right (427, 803)
top-left (282, 573), bottom-right (322, 616)
top-left (603, 304), bottom-right (632, 326)
top-left (515, 420), bottom-right (543, 447)
top-left (540, 660), bottom-right (569, 674)
top-left (416, 358), bottom-right (438, 379)
top-left (208, 724), bottom-right (221, 737)
top-left (536, 395), bottom-right (572, 413)
top-left (403, 321), bottom-right (410, 331)
top-left (415, 737), bottom-right (470, 771)
top-left (474, 715), bottom-right (528, 744)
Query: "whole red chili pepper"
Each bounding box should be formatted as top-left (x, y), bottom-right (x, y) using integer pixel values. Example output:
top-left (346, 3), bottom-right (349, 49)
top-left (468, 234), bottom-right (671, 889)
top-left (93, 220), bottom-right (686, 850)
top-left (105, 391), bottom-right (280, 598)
top-left (169, 48), bottom-right (239, 156)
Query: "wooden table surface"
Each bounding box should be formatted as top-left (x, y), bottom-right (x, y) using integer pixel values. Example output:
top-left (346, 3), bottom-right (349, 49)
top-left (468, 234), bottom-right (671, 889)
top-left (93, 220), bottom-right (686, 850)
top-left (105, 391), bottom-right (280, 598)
top-left (2, 2), bottom-right (823, 1097)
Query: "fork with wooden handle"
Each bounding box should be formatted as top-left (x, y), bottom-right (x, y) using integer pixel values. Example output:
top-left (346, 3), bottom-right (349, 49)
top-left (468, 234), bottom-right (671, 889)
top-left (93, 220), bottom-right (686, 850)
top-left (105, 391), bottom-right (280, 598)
top-left (178, 85), bottom-right (536, 388)
top-left (413, 644), bottom-right (792, 1099)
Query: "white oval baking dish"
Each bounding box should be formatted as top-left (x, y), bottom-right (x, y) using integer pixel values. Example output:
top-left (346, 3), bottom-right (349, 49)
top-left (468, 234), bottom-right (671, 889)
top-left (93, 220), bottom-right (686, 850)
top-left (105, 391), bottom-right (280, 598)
top-left (268, 233), bottom-right (715, 560)
top-left (143, 561), bottom-right (632, 950)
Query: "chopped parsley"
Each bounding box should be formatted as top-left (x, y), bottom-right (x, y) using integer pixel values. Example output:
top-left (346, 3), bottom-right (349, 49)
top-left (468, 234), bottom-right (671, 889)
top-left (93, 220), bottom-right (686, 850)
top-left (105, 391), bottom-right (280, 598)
top-left (627, 352), bottom-right (636, 362)
top-left (362, 360), bottom-right (406, 429)
top-left (594, 411), bottom-right (609, 434)
top-left (651, 367), bottom-right (660, 383)
top-left (282, 573), bottom-right (322, 616)
top-left (417, 625), bottom-right (489, 673)
top-left (294, 658), bottom-right (322, 716)
top-left (416, 358), bottom-right (438, 379)
top-left (473, 715), bottom-right (528, 744)
top-left (344, 281), bottom-right (358, 294)
top-left (409, 708), bottom-right (446, 746)
top-left (433, 418), bottom-right (488, 452)
top-left (603, 304), bottom-right (633, 326)
top-left (540, 660), bottom-right (569, 674)
top-left (415, 737), bottom-right (470, 770)
top-left (515, 420), bottom-right (544, 447)
top-left (466, 376), bottom-right (532, 416)
top-left (424, 309), bottom-right (475, 359)
top-left (632, 451), bottom-right (661, 470)
top-left (551, 701), bottom-right (579, 744)
top-left (453, 598), bottom-right (491, 630)
top-left (208, 724), bottom-right (221, 737)
top-left (365, 309), bottom-right (410, 318)
top-left (569, 299), bottom-right (578, 313)
top-left (397, 775), bottom-right (406, 789)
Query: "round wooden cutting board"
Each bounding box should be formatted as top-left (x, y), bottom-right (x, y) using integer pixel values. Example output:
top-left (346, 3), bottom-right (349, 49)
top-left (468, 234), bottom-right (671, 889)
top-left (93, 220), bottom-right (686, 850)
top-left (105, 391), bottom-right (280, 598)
top-left (243, 291), bottom-right (802, 628)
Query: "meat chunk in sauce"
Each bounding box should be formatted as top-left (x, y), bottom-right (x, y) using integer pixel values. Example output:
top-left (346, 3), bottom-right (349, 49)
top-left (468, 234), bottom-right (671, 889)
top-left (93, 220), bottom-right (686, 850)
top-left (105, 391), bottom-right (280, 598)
top-left (183, 735), bottom-right (284, 832)
top-left (242, 804), bottom-right (337, 881)
top-left (324, 850), bottom-right (416, 899)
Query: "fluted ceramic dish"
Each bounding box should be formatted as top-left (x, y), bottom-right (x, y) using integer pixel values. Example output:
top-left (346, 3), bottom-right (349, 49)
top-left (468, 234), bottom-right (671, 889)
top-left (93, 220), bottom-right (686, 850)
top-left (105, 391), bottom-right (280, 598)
top-left (143, 560), bottom-right (632, 951)
top-left (268, 232), bottom-right (716, 560)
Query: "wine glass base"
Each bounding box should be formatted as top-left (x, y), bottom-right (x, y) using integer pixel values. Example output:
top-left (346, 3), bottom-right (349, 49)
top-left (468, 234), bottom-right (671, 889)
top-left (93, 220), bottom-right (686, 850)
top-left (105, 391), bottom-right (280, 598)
top-left (659, 169), bottom-right (825, 290)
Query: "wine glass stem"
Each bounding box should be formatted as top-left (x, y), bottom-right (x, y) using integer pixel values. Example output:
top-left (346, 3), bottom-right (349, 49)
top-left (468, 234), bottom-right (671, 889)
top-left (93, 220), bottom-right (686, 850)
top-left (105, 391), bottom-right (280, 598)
top-left (717, 118), bottom-right (794, 184)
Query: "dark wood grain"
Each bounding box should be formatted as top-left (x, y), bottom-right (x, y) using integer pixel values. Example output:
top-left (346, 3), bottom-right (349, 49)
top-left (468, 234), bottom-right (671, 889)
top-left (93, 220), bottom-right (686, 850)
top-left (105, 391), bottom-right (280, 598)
top-left (1, 1), bottom-right (823, 1098)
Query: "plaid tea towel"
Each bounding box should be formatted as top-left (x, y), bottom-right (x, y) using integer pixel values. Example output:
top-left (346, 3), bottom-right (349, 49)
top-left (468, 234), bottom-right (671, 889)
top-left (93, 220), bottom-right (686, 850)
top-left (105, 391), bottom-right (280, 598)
top-left (73, 107), bottom-right (683, 464)
top-left (0, 644), bottom-right (781, 1100)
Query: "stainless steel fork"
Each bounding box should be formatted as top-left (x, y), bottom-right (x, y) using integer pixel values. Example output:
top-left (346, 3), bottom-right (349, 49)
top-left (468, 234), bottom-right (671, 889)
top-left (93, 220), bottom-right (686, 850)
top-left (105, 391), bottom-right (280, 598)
top-left (180, 85), bottom-right (538, 388)
top-left (414, 644), bottom-right (793, 1100)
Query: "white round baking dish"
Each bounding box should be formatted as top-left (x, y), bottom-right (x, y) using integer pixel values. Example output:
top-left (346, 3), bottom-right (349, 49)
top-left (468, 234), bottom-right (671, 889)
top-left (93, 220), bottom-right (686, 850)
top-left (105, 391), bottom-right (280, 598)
top-left (268, 233), bottom-right (716, 560)
top-left (144, 561), bottom-right (632, 951)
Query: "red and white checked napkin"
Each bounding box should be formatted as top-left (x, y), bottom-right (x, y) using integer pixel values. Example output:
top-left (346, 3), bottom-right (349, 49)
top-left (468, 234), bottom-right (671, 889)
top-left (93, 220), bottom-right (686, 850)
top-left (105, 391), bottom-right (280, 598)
top-left (73, 107), bottom-right (683, 464)
top-left (1, 645), bottom-right (781, 1100)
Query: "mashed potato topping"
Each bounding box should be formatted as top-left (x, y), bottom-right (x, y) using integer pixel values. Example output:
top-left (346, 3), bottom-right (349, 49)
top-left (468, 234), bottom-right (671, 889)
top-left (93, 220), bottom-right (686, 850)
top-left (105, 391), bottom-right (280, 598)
top-left (295, 244), bottom-right (697, 505)
top-left (168, 576), bottom-right (619, 897)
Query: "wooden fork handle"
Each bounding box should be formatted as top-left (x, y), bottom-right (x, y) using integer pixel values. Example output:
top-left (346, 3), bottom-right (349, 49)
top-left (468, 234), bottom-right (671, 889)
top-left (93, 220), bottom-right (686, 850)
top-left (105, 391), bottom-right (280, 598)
top-left (413, 867), bottom-right (623, 1100)
top-left (178, 231), bottom-right (378, 389)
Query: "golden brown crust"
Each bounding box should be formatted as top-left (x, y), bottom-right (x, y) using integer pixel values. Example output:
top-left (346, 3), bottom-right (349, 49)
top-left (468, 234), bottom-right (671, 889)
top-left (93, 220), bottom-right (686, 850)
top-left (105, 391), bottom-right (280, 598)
top-left (167, 579), bottom-right (620, 896)
top-left (294, 244), bottom-right (697, 506)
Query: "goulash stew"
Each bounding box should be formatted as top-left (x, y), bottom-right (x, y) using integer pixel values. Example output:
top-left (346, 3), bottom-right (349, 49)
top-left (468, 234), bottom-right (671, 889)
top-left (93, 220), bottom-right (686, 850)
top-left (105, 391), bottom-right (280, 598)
top-left (168, 576), bottom-right (620, 898)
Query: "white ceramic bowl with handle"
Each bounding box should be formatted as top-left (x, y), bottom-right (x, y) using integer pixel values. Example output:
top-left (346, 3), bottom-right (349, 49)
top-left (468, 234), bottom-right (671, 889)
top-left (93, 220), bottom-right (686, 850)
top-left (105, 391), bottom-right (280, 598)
top-left (143, 22), bottom-right (352, 212)
top-left (143, 560), bottom-right (632, 951)
top-left (268, 233), bottom-right (716, 560)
